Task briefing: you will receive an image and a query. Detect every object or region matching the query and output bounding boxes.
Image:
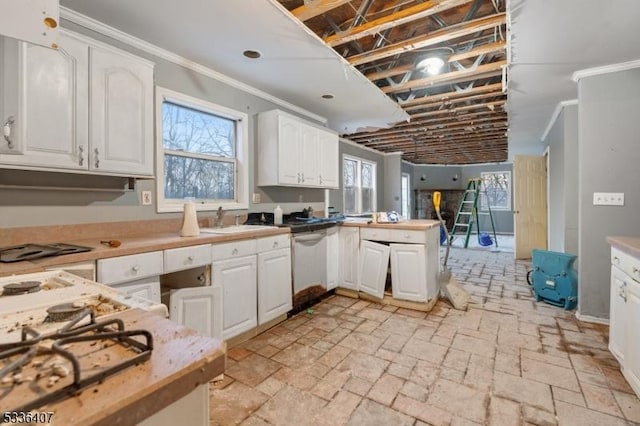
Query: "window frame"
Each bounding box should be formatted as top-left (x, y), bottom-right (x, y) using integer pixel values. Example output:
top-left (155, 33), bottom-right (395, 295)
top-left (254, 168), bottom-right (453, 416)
top-left (155, 86), bottom-right (249, 213)
top-left (480, 170), bottom-right (511, 211)
top-left (342, 154), bottom-right (377, 214)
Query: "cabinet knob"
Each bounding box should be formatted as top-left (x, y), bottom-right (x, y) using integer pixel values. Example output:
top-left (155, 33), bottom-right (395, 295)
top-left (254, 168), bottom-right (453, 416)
top-left (197, 273), bottom-right (206, 283)
top-left (78, 145), bottom-right (84, 166)
top-left (273, 241), bottom-right (279, 248)
top-left (94, 148), bottom-right (100, 168)
top-left (232, 248), bottom-right (239, 255)
top-left (404, 234), bottom-right (410, 239)
top-left (634, 267), bottom-right (639, 274)
top-left (187, 255), bottom-right (194, 262)
top-left (3, 116), bottom-right (15, 149)
top-left (131, 265), bottom-right (140, 272)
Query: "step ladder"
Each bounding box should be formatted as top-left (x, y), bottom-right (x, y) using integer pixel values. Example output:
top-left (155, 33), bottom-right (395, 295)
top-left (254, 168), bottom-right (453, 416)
top-left (450, 178), bottom-right (498, 248)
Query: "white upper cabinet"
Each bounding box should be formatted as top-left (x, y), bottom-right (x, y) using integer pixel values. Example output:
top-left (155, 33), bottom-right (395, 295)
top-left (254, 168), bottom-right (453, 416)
top-left (0, 0), bottom-right (59, 49)
top-left (0, 29), bottom-right (154, 177)
top-left (258, 109), bottom-right (338, 189)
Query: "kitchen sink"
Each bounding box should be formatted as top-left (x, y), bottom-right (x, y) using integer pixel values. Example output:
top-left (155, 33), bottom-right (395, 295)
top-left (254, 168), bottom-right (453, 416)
top-left (200, 225), bottom-right (278, 234)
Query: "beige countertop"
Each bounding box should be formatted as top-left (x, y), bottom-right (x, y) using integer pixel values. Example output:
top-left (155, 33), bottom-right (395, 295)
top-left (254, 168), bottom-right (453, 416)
top-left (607, 236), bottom-right (640, 259)
top-left (0, 225), bottom-right (289, 277)
top-left (341, 219), bottom-right (440, 230)
top-left (9, 309), bottom-right (226, 426)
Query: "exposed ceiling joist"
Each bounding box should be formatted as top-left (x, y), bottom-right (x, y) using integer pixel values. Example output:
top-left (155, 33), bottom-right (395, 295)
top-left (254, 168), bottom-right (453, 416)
top-left (403, 91), bottom-right (505, 112)
top-left (447, 40), bottom-right (505, 62)
top-left (398, 82), bottom-right (502, 108)
top-left (291, 0), bottom-right (352, 21)
top-left (347, 13), bottom-right (506, 66)
top-left (408, 100), bottom-right (505, 119)
top-left (324, 0), bottom-right (473, 47)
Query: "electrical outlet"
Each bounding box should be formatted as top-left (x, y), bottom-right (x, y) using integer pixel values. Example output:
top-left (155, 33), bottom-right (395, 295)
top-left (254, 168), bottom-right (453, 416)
top-left (141, 190), bottom-right (152, 205)
top-left (252, 193), bottom-right (261, 203)
top-left (593, 192), bottom-right (624, 206)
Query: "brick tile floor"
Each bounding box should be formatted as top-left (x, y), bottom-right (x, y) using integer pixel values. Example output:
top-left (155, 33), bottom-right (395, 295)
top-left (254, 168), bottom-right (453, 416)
top-left (210, 248), bottom-right (640, 425)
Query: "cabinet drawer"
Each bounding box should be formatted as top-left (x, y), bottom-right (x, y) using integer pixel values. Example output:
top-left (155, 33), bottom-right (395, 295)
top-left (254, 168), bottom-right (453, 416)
top-left (97, 251), bottom-right (163, 284)
top-left (360, 228), bottom-right (391, 242)
top-left (257, 234), bottom-right (291, 252)
top-left (110, 276), bottom-right (161, 304)
top-left (164, 244), bottom-right (211, 273)
top-left (212, 239), bottom-right (257, 260)
top-left (611, 247), bottom-right (628, 271)
top-left (386, 230), bottom-right (427, 244)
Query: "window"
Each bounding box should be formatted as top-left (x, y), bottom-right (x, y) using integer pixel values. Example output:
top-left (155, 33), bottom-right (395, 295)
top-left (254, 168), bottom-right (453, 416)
top-left (343, 155), bottom-right (377, 214)
top-left (480, 171), bottom-right (511, 211)
top-left (156, 87), bottom-right (248, 212)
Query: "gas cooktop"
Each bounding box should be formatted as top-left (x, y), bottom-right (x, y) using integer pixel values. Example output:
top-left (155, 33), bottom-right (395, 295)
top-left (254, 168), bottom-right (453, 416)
top-left (0, 243), bottom-right (93, 263)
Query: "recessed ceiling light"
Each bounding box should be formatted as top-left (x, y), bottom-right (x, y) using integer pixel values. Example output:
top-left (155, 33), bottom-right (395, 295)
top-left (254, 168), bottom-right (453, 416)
top-left (243, 50), bottom-right (261, 59)
top-left (321, 94), bottom-right (334, 100)
top-left (417, 56), bottom-right (445, 75)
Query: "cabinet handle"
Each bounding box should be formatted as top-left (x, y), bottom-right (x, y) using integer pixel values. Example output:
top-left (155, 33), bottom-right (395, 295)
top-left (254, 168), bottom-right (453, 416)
top-left (197, 273), bottom-right (206, 283)
top-left (3, 116), bottom-right (15, 149)
top-left (319, 176), bottom-right (323, 184)
top-left (621, 282), bottom-right (627, 302)
top-left (297, 173), bottom-right (301, 183)
top-left (301, 172), bottom-right (305, 183)
top-left (131, 265), bottom-right (140, 272)
top-left (78, 146), bottom-right (84, 166)
top-left (232, 248), bottom-right (238, 255)
top-left (94, 148), bottom-right (100, 168)
top-left (634, 267), bottom-right (639, 274)
top-left (613, 256), bottom-right (619, 263)
top-left (187, 255), bottom-right (194, 262)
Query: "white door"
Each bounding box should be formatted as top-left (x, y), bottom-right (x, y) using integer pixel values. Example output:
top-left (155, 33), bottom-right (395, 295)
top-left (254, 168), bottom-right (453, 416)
top-left (339, 227), bottom-right (359, 290)
top-left (1, 33), bottom-right (88, 167)
top-left (170, 286), bottom-right (223, 340)
top-left (257, 248), bottom-right (292, 325)
top-left (401, 173), bottom-right (411, 219)
top-left (624, 279), bottom-right (640, 395)
top-left (277, 114), bottom-right (299, 185)
top-left (89, 45), bottom-right (154, 175)
top-left (514, 155), bottom-right (548, 259)
top-left (299, 122), bottom-right (319, 186)
top-left (326, 227), bottom-right (339, 290)
top-left (609, 266), bottom-right (627, 365)
top-left (358, 240), bottom-right (390, 299)
top-left (0, 0), bottom-right (59, 49)
top-left (390, 243), bottom-right (427, 302)
top-left (112, 277), bottom-right (161, 304)
top-left (212, 255), bottom-right (257, 340)
top-left (318, 130), bottom-right (339, 188)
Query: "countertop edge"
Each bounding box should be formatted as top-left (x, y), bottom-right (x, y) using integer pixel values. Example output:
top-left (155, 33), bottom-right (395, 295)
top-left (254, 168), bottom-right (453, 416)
top-left (607, 236), bottom-right (640, 259)
top-left (340, 220), bottom-right (441, 230)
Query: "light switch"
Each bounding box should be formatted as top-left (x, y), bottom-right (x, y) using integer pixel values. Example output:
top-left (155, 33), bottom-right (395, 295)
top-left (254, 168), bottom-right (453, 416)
top-left (252, 193), bottom-right (261, 203)
top-left (593, 192), bottom-right (625, 206)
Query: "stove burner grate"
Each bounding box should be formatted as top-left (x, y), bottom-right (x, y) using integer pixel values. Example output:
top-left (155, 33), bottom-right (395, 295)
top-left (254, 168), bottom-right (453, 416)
top-left (2, 280), bottom-right (42, 296)
top-left (45, 302), bottom-right (86, 322)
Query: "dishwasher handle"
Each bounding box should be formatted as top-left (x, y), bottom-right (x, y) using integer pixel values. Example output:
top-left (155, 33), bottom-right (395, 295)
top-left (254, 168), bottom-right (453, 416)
top-left (294, 232), bottom-right (326, 243)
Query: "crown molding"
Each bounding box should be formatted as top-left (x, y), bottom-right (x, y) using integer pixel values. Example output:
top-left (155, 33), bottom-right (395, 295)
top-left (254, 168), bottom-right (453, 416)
top-left (540, 99), bottom-right (578, 142)
top-left (572, 59), bottom-right (640, 82)
top-left (59, 6), bottom-right (327, 125)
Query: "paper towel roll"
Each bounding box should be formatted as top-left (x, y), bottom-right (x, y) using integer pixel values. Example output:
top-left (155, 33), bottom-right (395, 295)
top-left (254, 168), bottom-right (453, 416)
top-left (180, 201), bottom-right (200, 237)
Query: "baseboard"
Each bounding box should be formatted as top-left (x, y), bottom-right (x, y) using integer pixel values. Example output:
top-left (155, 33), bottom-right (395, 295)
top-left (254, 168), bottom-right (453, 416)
top-left (575, 311), bottom-right (609, 325)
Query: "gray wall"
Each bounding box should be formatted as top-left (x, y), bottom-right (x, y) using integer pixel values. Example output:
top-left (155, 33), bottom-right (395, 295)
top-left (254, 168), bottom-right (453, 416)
top-left (546, 110), bottom-right (567, 251)
top-left (578, 68), bottom-right (640, 319)
top-left (0, 23), bottom-right (326, 228)
top-left (329, 140), bottom-right (385, 214)
top-left (401, 161), bottom-right (414, 218)
top-left (413, 165), bottom-right (464, 191)
top-left (384, 153), bottom-right (402, 212)
top-left (563, 106), bottom-right (579, 256)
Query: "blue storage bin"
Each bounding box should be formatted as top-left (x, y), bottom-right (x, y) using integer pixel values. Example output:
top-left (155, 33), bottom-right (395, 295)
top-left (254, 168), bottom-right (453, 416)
top-left (530, 249), bottom-right (578, 310)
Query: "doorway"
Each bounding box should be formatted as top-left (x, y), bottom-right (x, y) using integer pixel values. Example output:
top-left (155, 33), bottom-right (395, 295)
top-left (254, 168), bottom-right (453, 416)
top-left (401, 173), bottom-right (410, 219)
top-left (514, 155), bottom-right (548, 259)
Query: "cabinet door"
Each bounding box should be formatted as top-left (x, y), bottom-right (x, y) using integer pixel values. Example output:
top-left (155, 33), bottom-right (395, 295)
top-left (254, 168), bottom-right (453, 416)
top-left (258, 248), bottom-right (292, 324)
top-left (318, 129), bottom-right (339, 188)
top-left (0, 0), bottom-right (59, 49)
top-left (625, 278), bottom-right (640, 396)
top-left (299, 122), bottom-right (318, 186)
top-left (213, 255), bottom-right (257, 340)
top-left (170, 286), bottom-right (223, 340)
top-left (339, 227), bottom-right (359, 290)
top-left (390, 243), bottom-right (427, 302)
top-left (111, 276), bottom-right (161, 304)
top-left (610, 266), bottom-right (627, 365)
top-left (277, 114), bottom-right (300, 185)
top-left (326, 228), bottom-right (339, 290)
top-left (358, 240), bottom-right (390, 299)
top-left (1, 34), bottom-right (88, 166)
top-left (90, 45), bottom-right (154, 175)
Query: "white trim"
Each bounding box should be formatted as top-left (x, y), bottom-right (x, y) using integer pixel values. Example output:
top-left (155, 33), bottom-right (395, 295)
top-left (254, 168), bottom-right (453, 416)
top-left (155, 86), bottom-right (249, 213)
top-left (343, 154), bottom-right (377, 215)
top-left (572, 59), bottom-right (640, 82)
top-left (575, 311), bottom-right (609, 325)
top-left (543, 145), bottom-right (551, 250)
top-left (540, 99), bottom-right (578, 143)
top-left (59, 6), bottom-right (327, 125)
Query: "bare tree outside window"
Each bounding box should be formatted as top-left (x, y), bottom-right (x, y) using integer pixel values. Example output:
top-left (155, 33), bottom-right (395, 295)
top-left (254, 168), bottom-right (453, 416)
top-left (480, 171), bottom-right (511, 210)
top-left (162, 101), bottom-right (236, 201)
top-left (343, 156), bottom-right (376, 214)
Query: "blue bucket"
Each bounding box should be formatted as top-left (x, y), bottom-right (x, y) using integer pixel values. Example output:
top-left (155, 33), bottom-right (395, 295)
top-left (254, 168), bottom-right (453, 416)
top-left (478, 232), bottom-right (493, 246)
top-left (439, 224), bottom-right (447, 245)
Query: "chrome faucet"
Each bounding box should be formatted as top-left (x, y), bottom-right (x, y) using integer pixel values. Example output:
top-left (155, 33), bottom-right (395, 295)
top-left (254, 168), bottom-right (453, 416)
top-left (215, 206), bottom-right (225, 228)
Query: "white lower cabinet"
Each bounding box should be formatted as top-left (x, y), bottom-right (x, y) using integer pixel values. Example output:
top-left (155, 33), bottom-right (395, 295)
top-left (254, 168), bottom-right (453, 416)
top-left (326, 227), bottom-right (339, 291)
top-left (609, 266), bottom-right (627, 364)
top-left (170, 286), bottom-right (222, 340)
top-left (213, 255), bottom-right (258, 340)
top-left (258, 247), bottom-right (292, 325)
top-left (390, 243), bottom-right (427, 302)
top-left (113, 276), bottom-right (161, 304)
top-left (358, 240), bottom-right (390, 299)
top-left (625, 278), bottom-right (640, 394)
top-left (338, 227), bottom-right (359, 290)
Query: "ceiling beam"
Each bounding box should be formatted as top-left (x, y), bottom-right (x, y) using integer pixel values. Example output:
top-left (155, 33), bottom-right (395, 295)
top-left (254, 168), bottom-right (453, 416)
top-left (359, 118), bottom-right (508, 143)
top-left (347, 13), bottom-right (506, 66)
top-left (398, 82), bottom-right (502, 108)
top-left (408, 100), bottom-right (505, 119)
top-left (325, 0), bottom-right (473, 47)
top-left (404, 91), bottom-right (505, 112)
top-left (382, 60), bottom-right (506, 93)
top-left (291, 0), bottom-right (352, 21)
